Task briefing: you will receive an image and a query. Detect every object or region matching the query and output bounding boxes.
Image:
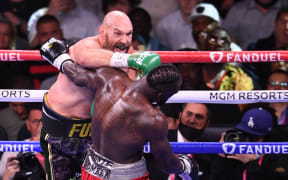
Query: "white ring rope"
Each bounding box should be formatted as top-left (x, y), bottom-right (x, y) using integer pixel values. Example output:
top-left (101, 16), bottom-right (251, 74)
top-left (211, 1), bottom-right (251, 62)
top-left (0, 89), bottom-right (287, 104)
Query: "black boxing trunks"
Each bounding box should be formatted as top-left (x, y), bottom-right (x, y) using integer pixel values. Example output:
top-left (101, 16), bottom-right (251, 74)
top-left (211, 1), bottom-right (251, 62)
top-left (40, 94), bottom-right (91, 180)
top-left (82, 146), bottom-right (149, 180)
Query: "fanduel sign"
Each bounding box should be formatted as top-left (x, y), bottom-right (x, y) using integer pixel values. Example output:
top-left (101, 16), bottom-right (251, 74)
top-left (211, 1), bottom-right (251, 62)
top-left (0, 53), bottom-right (24, 61)
top-left (222, 143), bottom-right (288, 154)
top-left (210, 52), bottom-right (283, 63)
top-left (0, 144), bottom-right (37, 152)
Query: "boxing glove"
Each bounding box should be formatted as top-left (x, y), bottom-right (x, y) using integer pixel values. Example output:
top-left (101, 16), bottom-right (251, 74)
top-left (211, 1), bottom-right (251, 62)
top-left (110, 51), bottom-right (161, 78)
top-left (127, 52), bottom-right (161, 78)
top-left (40, 37), bottom-right (72, 73)
top-left (177, 154), bottom-right (199, 180)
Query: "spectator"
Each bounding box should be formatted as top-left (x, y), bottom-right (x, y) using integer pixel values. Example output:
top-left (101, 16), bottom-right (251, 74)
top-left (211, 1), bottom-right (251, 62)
top-left (0, 0), bottom-right (48, 49)
top-left (0, 102), bottom-right (45, 180)
top-left (189, 2), bottom-right (242, 51)
top-left (0, 17), bottom-right (30, 93)
top-left (33, 14), bottom-right (64, 49)
top-left (28, 14), bottom-right (67, 89)
top-left (0, 17), bottom-right (16, 49)
top-left (267, 70), bottom-right (288, 125)
top-left (0, 74), bottom-right (34, 140)
top-left (129, 7), bottom-right (170, 51)
top-left (197, 24), bottom-right (253, 90)
top-left (27, 0), bottom-right (101, 48)
top-left (154, 0), bottom-right (203, 50)
top-left (147, 103), bottom-right (211, 180)
top-left (223, 0), bottom-right (288, 50)
top-left (195, 24), bottom-right (251, 126)
top-left (210, 106), bottom-right (288, 180)
top-left (17, 102), bottom-right (43, 140)
top-left (199, 24), bottom-right (253, 91)
top-left (245, 7), bottom-right (288, 89)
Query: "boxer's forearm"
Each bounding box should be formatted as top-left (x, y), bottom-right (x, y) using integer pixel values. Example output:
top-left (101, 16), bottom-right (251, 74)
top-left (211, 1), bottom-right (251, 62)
top-left (150, 139), bottom-right (183, 174)
top-left (63, 62), bottom-right (91, 88)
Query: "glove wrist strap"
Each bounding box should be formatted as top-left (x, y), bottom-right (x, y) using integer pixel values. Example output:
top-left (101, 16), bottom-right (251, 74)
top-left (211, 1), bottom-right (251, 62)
top-left (54, 53), bottom-right (71, 70)
top-left (61, 60), bottom-right (73, 73)
top-left (110, 52), bottom-right (129, 68)
top-left (178, 156), bottom-right (192, 175)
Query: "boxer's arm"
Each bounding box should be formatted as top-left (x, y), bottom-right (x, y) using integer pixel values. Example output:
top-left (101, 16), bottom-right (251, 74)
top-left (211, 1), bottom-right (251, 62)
top-left (143, 113), bottom-right (183, 174)
top-left (145, 113), bottom-right (198, 179)
top-left (69, 38), bottom-right (114, 67)
top-left (150, 137), bottom-right (184, 174)
top-left (150, 132), bottom-right (198, 179)
top-left (69, 38), bottom-right (161, 77)
top-left (62, 62), bottom-right (102, 90)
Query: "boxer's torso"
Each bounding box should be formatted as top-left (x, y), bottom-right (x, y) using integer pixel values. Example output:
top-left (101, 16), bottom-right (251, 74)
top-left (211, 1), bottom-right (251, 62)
top-left (91, 68), bottom-right (167, 164)
top-left (47, 74), bottom-right (94, 119)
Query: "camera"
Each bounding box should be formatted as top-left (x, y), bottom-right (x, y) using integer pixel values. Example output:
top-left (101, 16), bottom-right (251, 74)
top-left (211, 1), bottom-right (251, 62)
top-left (14, 152), bottom-right (45, 180)
top-left (224, 129), bottom-right (247, 142)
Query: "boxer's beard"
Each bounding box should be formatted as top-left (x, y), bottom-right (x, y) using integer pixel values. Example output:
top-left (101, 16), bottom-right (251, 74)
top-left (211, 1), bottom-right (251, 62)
top-left (255, 0), bottom-right (278, 9)
top-left (103, 34), bottom-right (129, 53)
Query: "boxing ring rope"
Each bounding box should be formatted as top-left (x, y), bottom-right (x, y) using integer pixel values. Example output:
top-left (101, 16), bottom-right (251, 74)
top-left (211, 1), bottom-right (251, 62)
top-left (1, 89), bottom-right (288, 103)
top-left (1, 141), bottom-right (288, 154)
top-left (0, 50), bottom-right (288, 63)
top-left (1, 49), bottom-right (288, 154)
top-left (1, 89), bottom-right (288, 154)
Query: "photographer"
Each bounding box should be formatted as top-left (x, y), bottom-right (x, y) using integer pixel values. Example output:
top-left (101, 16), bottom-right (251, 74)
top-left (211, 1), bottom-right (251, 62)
top-left (210, 105), bottom-right (288, 180)
top-left (0, 103), bottom-right (45, 180)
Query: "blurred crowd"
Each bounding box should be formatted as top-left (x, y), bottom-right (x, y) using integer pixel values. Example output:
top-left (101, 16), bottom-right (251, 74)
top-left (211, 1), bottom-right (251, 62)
top-left (0, 0), bottom-right (287, 179)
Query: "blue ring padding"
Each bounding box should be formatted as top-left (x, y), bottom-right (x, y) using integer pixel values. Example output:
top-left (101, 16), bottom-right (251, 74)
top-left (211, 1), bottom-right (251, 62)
top-left (150, 142), bottom-right (288, 154)
top-left (1, 141), bottom-right (288, 154)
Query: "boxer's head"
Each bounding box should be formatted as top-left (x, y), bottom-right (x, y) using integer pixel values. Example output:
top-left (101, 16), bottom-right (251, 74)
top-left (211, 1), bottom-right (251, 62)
top-left (147, 64), bottom-right (182, 105)
top-left (100, 11), bottom-right (133, 53)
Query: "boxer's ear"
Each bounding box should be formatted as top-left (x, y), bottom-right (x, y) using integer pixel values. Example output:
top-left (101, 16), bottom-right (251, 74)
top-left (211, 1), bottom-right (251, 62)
top-left (99, 25), bottom-right (105, 41)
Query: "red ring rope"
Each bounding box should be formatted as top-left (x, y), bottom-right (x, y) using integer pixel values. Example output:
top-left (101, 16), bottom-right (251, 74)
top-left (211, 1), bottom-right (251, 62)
top-left (0, 50), bottom-right (287, 63)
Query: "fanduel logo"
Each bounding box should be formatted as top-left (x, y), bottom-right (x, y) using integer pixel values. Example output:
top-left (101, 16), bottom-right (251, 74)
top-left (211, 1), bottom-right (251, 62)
top-left (210, 52), bottom-right (223, 63)
top-left (222, 143), bottom-right (236, 154)
top-left (209, 52), bottom-right (283, 63)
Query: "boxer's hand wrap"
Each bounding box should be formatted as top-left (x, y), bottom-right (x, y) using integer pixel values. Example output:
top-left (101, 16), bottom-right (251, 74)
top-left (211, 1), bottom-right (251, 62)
top-left (110, 52), bottom-right (161, 78)
top-left (178, 154), bottom-right (199, 180)
top-left (40, 37), bottom-right (72, 73)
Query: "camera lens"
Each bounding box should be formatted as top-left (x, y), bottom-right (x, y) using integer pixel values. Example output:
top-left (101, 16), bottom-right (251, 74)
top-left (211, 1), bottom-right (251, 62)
top-left (224, 130), bottom-right (242, 142)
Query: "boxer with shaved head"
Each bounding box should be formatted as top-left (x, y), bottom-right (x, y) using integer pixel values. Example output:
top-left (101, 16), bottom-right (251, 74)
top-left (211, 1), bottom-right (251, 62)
top-left (40, 10), bottom-right (161, 180)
